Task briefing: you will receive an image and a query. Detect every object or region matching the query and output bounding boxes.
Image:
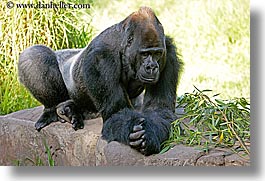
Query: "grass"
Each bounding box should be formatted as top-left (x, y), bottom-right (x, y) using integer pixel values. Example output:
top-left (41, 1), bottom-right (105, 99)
top-left (14, 139), bottom-right (56, 166)
top-left (0, 0), bottom-right (93, 114)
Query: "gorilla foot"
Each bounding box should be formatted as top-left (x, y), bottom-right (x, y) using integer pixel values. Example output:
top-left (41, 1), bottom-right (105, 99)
top-left (56, 100), bottom-right (75, 123)
top-left (56, 100), bottom-right (84, 130)
top-left (35, 108), bottom-right (57, 132)
top-left (129, 118), bottom-right (147, 154)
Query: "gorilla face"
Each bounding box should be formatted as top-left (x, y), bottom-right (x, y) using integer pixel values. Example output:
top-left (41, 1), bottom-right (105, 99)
top-left (121, 8), bottom-right (167, 84)
top-left (137, 47), bottom-right (165, 84)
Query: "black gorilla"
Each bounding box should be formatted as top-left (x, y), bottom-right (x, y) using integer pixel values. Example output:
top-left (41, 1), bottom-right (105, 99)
top-left (18, 7), bottom-right (183, 156)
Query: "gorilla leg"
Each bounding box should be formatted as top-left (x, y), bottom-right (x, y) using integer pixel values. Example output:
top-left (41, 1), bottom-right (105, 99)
top-left (18, 45), bottom-right (70, 131)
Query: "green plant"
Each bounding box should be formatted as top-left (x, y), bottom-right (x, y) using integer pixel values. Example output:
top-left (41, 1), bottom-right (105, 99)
top-left (0, 0), bottom-right (93, 114)
top-left (13, 139), bottom-right (56, 166)
top-left (161, 86), bottom-right (250, 158)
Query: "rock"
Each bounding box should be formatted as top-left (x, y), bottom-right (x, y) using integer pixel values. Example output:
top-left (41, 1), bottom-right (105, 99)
top-left (144, 144), bottom-right (205, 166)
top-left (196, 151), bottom-right (226, 166)
top-left (96, 139), bottom-right (205, 166)
top-left (225, 152), bottom-right (250, 166)
top-left (0, 107), bottom-right (250, 166)
top-left (0, 106), bottom-right (102, 166)
top-left (96, 138), bottom-right (145, 166)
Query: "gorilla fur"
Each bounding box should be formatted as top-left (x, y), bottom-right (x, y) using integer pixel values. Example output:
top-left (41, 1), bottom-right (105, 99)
top-left (18, 7), bottom-right (183, 156)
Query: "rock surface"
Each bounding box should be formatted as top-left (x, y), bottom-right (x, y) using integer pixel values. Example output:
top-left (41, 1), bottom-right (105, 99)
top-left (0, 107), bottom-right (250, 166)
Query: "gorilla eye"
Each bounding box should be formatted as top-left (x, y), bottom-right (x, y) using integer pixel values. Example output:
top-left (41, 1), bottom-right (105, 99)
top-left (154, 52), bottom-right (162, 58)
top-left (141, 52), bottom-right (149, 59)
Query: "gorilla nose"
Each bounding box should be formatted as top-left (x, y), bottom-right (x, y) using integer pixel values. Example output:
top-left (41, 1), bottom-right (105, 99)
top-left (145, 61), bottom-right (159, 74)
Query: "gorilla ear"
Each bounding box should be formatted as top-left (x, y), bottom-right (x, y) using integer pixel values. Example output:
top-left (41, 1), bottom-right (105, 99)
top-left (121, 19), bottom-right (134, 48)
top-left (121, 34), bottom-right (134, 48)
top-left (127, 36), bottom-right (133, 46)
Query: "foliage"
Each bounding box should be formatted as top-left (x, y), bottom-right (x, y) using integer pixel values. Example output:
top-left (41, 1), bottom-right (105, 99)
top-left (13, 139), bottom-right (56, 166)
top-left (161, 87), bottom-right (250, 157)
top-left (0, 0), bottom-right (93, 114)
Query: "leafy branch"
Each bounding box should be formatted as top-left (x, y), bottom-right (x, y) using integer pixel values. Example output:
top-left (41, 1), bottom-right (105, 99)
top-left (161, 87), bottom-right (250, 157)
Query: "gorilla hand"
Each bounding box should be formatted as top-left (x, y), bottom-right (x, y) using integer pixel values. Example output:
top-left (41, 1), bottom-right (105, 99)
top-left (102, 109), bottom-right (163, 156)
top-left (129, 118), bottom-right (146, 152)
top-left (129, 117), bottom-right (162, 156)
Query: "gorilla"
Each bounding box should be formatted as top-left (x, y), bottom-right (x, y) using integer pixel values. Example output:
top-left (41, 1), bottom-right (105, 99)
top-left (18, 7), bottom-right (183, 156)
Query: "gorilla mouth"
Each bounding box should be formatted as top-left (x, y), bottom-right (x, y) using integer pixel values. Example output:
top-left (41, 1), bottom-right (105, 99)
top-left (138, 73), bottom-right (158, 84)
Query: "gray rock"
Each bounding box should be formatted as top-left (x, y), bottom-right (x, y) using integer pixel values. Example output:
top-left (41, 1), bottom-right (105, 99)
top-left (0, 107), bottom-right (250, 166)
top-left (0, 106), bottom-right (102, 166)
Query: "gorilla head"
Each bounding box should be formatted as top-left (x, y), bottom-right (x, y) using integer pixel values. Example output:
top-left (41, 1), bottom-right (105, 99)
top-left (121, 7), bottom-right (166, 84)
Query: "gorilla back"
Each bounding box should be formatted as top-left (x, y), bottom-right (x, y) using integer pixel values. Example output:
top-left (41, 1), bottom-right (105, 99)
top-left (18, 7), bottom-right (183, 156)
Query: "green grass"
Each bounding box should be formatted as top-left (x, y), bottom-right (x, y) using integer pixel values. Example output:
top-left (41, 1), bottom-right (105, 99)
top-left (13, 139), bottom-right (56, 166)
top-left (0, 0), bottom-right (93, 114)
top-left (1, 0), bottom-right (249, 116)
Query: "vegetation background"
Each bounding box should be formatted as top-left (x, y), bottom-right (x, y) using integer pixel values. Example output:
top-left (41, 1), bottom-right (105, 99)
top-left (0, 0), bottom-right (249, 114)
top-left (0, 0), bottom-right (250, 163)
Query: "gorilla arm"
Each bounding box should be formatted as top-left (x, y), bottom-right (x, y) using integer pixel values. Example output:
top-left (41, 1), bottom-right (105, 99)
top-left (140, 37), bottom-right (181, 148)
top-left (78, 48), bottom-right (156, 153)
top-left (102, 37), bottom-right (182, 155)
